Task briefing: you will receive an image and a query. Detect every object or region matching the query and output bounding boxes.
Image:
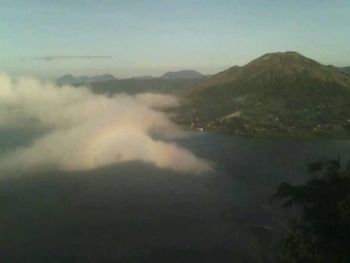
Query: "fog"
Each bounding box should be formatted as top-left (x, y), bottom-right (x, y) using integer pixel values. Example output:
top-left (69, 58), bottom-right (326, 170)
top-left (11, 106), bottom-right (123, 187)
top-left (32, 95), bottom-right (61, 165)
top-left (0, 73), bottom-right (211, 174)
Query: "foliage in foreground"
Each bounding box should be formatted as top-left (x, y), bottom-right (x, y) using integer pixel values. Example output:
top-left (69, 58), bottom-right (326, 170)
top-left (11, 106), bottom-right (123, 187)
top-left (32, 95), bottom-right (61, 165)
top-left (273, 159), bottom-right (350, 262)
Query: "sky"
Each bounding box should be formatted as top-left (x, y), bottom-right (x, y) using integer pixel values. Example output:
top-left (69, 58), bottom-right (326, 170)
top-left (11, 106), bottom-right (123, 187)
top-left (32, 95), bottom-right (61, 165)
top-left (1, 0), bottom-right (350, 79)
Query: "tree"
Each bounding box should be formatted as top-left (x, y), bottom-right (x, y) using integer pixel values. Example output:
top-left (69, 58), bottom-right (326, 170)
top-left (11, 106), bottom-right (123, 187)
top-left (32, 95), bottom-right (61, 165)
top-left (273, 159), bottom-right (350, 262)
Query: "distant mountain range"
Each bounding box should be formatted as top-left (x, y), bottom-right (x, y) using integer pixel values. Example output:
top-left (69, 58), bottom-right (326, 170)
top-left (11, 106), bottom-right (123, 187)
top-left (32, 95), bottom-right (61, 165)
top-left (57, 74), bottom-right (116, 85)
top-left (55, 54), bottom-right (350, 138)
top-left (56, 70), bottom-right (207, 95)
top-left (57, 70), bottom-right (205, 85)
top-left (175, 51), bottom-right (350, 138)
top-left (90, 78), bottom-right (205, 95)
top-left (160, 70), bottom-right (205, 80)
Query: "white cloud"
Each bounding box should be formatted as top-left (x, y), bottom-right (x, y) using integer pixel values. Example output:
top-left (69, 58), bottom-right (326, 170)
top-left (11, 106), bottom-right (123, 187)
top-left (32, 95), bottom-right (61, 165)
top-left (0, 73), bottom-right (212, 174)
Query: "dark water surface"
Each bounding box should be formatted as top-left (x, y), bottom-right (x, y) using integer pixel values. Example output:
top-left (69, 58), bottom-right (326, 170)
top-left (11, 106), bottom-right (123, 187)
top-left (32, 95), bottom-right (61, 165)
top-left (1, 132), bottom-right (349, 262)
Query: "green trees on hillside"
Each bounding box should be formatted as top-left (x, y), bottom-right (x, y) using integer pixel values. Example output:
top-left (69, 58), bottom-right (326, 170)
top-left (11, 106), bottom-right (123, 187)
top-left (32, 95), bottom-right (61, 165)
top-left (181, 52), bottom-right (350, 138)
top-left (273, 159), bottom-right (350, 262)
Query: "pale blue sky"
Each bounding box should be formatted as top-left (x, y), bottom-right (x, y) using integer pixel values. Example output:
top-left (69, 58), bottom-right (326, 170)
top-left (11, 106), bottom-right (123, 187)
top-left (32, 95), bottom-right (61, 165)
top-left (1, 0), bottom-right (350, 78)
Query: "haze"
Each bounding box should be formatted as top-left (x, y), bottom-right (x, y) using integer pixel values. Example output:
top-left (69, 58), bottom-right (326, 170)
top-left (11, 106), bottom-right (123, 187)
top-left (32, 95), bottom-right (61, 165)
top-left (0, 73), bottom-right (211, 174)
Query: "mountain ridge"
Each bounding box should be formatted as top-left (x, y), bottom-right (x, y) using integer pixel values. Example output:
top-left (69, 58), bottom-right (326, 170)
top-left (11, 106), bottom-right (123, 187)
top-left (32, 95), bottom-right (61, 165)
top-left (175, 51), bottom-right (350, 138)
top-left (160, 70), bottom-right (205, 80)
top-left (57, 74), bottom-right (116, 85)
top-left (194, 51), bottom-right (350, 92)
top-left (57, 70), bottom-right (206, 85)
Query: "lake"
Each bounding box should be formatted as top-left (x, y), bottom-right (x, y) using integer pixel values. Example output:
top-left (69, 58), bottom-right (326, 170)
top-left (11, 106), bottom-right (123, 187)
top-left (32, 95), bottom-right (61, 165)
top-left (1, 132), bottom-right (349, 262)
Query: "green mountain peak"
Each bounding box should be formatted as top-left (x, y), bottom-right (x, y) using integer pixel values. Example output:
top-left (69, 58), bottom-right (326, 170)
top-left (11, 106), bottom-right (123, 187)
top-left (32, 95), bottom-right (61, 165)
top-left (176, 51), bottom-right (350, 138)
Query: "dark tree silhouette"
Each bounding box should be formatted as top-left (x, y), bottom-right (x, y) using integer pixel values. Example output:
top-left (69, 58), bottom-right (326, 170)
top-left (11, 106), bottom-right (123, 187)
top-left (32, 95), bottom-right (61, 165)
top-left (273, 159), bottom-right (350, 263)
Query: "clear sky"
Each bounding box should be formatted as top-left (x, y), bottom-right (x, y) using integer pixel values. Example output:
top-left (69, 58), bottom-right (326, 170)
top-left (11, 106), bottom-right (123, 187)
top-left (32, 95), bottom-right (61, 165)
top-left (1, 0), bottom-right (350, 79)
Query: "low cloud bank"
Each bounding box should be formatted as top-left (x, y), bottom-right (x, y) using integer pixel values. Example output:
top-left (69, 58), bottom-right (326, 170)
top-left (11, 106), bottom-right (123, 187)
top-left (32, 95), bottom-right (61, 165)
top-left (0, 73), bottom-right (212, 174)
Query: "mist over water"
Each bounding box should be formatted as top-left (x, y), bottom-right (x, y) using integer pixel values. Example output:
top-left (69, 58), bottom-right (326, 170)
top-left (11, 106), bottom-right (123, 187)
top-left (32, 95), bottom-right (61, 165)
top-left (0, 73), bottom-right (211, 175)
top-left (1, 131), bottom-right (349, 262)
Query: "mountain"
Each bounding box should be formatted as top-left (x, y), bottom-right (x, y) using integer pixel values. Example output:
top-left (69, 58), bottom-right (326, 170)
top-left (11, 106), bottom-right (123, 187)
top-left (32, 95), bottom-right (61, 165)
top-left (160, 70), bottom-right (205, 80)
top-left (90, 78), bottom-right (204, 95)
top-left (194, 52), bottom-right (349, 90)
top-left (132, 75), bottom-right (155, 80)
top-left (175, 51), bottom-right (350, 138)
top-left (57, 73), bottom-right (207, 95)
top-left (57, 74), bottom-right (116, 85)
top-left (89, 74), bottom-right (116, 82)
top-left (336, 66), bottom-right (350, 76)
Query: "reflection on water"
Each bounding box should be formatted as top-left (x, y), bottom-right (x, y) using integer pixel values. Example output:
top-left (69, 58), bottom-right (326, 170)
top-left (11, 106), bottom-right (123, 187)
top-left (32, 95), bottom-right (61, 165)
top-left (1, 132), bottom-right (349, 262)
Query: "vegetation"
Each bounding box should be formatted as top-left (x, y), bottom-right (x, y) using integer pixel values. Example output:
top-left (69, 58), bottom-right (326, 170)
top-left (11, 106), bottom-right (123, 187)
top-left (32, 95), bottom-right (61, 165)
top-left (273, 159), bottom-right (350, 262)
top-left (57, 71), bottom-right (206, 95)
top-left (175, 52), bottom-right (350, 138)
top-left (90, 78), bottom-right (205, 95)
top-left (160, 70), bottom-right (205, 80)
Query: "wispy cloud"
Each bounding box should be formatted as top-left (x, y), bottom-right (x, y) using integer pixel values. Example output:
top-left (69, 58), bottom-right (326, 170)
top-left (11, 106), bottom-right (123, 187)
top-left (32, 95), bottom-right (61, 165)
top-left (33, 56), bottom-right (112, 62)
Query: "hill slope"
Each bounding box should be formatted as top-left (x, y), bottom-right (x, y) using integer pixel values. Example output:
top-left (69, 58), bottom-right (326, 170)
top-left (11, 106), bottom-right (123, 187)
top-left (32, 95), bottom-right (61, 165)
top-left (57, 74), bottom-right (116, 85)
top-left (176, 52), bottom-right (350, 138)
top-left (90, 78), bottom-right (205, 95)
top-left (160, 70), bottom-right (205, 80)
top-left (56, 71), bottom-right (207, 95)
top-left (336, 66), bottom-right (350, 76)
